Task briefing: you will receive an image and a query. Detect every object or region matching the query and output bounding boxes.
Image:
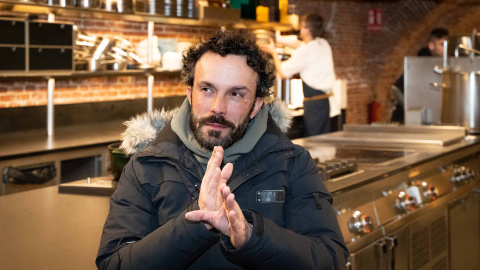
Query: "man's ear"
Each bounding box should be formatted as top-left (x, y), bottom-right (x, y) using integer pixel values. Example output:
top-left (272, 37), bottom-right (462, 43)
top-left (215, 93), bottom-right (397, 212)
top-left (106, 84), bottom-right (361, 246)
top-left (186, 87), bottom-right (192, 105)
top-left (250, 97), bottom-right (264, 119)
top-left (428, 41), bottom-right (435, 52)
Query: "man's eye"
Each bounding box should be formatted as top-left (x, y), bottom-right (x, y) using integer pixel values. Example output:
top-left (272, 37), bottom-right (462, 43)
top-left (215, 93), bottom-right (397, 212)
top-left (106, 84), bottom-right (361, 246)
top-left (231, 92), bottom-right (243, 97)
top-left (201, 87), bottom-right (211, 92)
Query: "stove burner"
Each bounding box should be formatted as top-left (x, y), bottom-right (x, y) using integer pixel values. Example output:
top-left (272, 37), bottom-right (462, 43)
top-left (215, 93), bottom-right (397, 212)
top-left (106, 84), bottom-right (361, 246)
top-left (313, 158), bottom-right (358, 180)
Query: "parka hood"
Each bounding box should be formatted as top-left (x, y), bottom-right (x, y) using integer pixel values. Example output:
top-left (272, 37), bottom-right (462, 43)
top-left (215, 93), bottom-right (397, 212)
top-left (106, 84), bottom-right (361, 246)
top-left (120, 98), bottom-right (293, 155)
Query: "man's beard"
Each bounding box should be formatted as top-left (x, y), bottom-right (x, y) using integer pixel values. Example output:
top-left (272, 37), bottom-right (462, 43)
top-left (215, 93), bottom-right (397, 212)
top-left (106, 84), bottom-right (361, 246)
top-left (189, 107), bottom-right (253, 151)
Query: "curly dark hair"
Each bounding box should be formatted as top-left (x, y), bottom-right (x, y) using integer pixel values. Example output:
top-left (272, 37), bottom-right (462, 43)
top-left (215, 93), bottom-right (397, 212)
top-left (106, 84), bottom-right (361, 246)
top-left (181, 28), bottom-right (276, 98)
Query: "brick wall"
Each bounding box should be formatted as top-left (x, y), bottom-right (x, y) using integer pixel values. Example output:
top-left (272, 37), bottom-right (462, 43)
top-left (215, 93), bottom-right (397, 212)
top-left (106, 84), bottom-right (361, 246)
top-left (3, 0), bottom-right (480, 125)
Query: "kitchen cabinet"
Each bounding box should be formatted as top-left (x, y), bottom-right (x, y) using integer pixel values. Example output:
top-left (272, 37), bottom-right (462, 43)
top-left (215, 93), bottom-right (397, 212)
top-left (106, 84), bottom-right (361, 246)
top-left (1, 144), bottom-right (110, 195)
top-left (346, 226), bottom-right (408, 270)
top-left (449, 189), bottom-right (480, 270)
top-left (0, 0), bottom-right (293, 32)
top-left (408, 206), bottom-right (449, 270)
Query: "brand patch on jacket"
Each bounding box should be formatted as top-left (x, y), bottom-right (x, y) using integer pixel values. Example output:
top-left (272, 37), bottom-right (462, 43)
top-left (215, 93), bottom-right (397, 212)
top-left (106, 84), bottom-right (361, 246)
top-left (256, 190), bottom-right (285, 203)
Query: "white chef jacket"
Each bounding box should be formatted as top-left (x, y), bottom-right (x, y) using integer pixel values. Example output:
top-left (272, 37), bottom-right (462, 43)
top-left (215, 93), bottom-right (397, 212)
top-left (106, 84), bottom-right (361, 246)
top-left (280, 37), bottom-right (336, 93)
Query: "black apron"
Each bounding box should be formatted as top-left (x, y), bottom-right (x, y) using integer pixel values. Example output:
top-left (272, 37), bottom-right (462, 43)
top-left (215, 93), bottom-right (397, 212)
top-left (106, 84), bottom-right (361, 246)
top-left (302, 81), bottom-right (330, 137)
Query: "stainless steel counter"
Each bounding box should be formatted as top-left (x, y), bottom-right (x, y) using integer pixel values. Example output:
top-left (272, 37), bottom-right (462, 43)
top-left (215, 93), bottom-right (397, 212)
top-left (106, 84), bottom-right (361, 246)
top-left (293, 125), bottom-right (479, 193)
top-left (293, 125), bottom-right (480, 269)
top-left (0, 121), bottom-right (124, 160)
top-left (0, 186), bottom-right (110, 270)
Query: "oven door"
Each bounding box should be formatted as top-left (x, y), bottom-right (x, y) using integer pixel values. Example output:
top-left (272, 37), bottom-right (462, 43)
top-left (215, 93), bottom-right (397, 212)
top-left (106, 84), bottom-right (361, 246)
top-left (449, 189), bottom-right (480, 270)
top-left (346, 226), bottom-right (408, 270)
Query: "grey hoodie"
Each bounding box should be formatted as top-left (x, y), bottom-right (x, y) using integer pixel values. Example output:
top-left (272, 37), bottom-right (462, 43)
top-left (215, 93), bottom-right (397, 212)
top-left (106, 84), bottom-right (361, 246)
top-left (120, 98), bottom-right (293, 155)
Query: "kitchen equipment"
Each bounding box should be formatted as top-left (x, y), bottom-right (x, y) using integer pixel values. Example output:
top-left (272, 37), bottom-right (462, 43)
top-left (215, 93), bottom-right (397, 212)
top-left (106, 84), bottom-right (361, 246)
top-left (142, 0), bottom-right (196, 17)
top-left (433, 37), bottom-right (480, 134)
top-left (102, 59), bottom-right (127, 70)
top-left (459, 43), bottom-right (480, 54)
top-left (102, 0), bottom-right (134, 13)
top-left (108, 142), bottom-right (131, 180)
top-left (74, 34), bottom-right (142, 71)
top-left (0, 17), bottom-right (26, 71)
top-left (76, 0), bottom-right (100, 8)
top-left (447, 34), bottom-right (480, 58)
top-left (294, 124), bottom-right (480, 270)
top-left (44, 0), bottom-right (76, 7)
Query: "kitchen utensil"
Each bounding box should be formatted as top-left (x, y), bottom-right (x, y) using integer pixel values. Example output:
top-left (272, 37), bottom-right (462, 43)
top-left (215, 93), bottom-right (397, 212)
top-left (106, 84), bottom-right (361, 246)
top-left (45, 0), bottom-right (75, 6)
top-left (102, 59), bottom-right (127, 70)
top-left (458, 44), bottom-right (480, 54)
top-left (447, 34), bottom-right (480, 58)
top-left (76, 0), bottom-right (100, 7)
top-left (102, 0), bottom-right (134, 13)
top-left (108, 142), bottom-right (131, 180)
top-left (433, 66), bottom-right (480, 134)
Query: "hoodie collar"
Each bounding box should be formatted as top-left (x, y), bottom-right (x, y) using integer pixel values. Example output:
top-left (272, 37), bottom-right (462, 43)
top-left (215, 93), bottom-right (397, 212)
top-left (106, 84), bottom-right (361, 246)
top-left (120, 98), bottom-right (293, 156)
top-left (170, 98), bottom-right (268, 166)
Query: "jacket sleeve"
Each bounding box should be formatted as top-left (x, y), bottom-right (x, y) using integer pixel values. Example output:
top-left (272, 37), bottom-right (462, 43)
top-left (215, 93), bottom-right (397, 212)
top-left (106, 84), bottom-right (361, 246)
top-left (220, 149), bottom-right (349, 270)
top-left (96, 158), bottom-right (218, 270)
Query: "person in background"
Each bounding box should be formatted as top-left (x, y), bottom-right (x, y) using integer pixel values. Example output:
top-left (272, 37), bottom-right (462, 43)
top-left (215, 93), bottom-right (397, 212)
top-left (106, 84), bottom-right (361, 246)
top-left (96, 29), bottom-right (348, 270)
top-left (417, 28), bottom-right (449, 57)
top-left (260, 13), bottom-right (336, 137)
top-left (391, 28), bottom-right (449, 123)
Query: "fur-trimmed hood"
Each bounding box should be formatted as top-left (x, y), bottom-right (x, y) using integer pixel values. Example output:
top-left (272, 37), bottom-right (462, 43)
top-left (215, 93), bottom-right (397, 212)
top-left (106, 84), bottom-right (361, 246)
top-left (120, 98), bottom-right (293, 155)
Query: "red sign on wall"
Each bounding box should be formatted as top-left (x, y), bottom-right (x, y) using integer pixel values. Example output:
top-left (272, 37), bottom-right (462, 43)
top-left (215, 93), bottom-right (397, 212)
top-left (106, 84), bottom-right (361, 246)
top-left (367, 8), bottom-right (383, 32)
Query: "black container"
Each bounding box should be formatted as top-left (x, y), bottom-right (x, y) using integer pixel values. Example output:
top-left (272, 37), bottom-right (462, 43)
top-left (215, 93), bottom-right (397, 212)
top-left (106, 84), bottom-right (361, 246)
top-left (108, 142), bottom-right (131, 180)
top-left (0, 47), bottom-right (26, 71)
top-left (29, 21), bottom-right (74, 46)
top-left (29, 47), bottom-right (73, 70)
top-left (0, 19), bottom-right (26, 45)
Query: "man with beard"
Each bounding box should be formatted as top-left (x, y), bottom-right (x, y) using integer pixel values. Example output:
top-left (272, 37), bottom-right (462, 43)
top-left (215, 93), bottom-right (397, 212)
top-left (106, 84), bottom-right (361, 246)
top-left (96, 29), bottom-right (348, 270)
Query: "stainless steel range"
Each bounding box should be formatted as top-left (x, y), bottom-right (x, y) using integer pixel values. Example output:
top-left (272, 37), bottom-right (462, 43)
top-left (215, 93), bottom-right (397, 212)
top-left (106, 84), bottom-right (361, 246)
top-left (294, 125), bottom-right (480, 270)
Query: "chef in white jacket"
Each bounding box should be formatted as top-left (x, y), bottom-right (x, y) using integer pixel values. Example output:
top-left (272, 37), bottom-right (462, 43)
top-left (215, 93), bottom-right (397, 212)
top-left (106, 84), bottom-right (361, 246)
top-left (260, 13), bottom-right (336, 136)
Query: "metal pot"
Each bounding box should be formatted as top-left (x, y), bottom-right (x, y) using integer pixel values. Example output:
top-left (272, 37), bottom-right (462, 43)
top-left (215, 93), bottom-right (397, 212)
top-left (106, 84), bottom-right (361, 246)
top-left (108, 142), bottom-right (131, 180)
top-left (438, 69), bottom-right (480, 134)
top-left (76, 0), bottom-right (100, 8)
top-left (102, 59), bottom-right (127, 70)
top-left (102, 0), bottom-right (134, 13)
top-left (45, 0), bottom-right (76, 6)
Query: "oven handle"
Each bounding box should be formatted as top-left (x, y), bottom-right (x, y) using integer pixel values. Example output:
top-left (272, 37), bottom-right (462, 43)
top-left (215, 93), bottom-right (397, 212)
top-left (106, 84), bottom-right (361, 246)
top-left (386, 236), bottom-right (398, 270)
top-left (375, 240), bottom-right (387, 269)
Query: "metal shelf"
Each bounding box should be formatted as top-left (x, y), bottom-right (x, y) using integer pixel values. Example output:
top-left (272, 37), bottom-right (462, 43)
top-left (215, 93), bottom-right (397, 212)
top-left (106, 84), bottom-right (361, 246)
top-left (0, 69), bottom-right (181, 79)
top-left (0, 0), bottom-right (293, 31)
top-left (0, 0), bottom-right (292, 136)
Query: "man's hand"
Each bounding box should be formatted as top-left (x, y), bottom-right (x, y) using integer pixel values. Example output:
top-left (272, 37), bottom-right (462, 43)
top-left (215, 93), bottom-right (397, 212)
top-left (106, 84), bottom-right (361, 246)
top-left (187, 146), bottom-right (232, 230)
top-left (184, 146), bottom-right (252, 248)
top-left (221, 184), bottom-right (252, 249)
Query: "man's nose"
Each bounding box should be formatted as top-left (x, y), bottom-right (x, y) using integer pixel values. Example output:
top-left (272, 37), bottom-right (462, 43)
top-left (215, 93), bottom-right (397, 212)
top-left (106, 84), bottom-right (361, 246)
top-left (210, 95), bottom-right (226, 115)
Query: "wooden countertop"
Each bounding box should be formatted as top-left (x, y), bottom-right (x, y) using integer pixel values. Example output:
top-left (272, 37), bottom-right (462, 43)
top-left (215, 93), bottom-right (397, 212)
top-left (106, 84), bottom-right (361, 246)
top-left (0, 121), bottom-right (124, 160)
top-left (0, 186), bottom-right (110, 270)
